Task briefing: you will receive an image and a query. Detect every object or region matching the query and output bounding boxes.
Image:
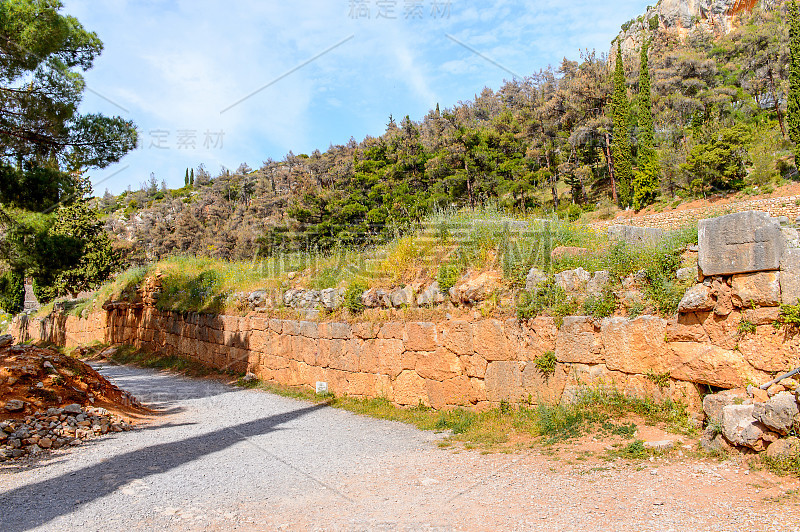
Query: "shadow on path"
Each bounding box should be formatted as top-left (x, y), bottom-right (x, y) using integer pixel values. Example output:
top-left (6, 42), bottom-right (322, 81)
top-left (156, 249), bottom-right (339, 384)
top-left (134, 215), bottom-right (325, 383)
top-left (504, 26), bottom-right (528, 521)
top-left (0, 403), bottom-right (328, 532)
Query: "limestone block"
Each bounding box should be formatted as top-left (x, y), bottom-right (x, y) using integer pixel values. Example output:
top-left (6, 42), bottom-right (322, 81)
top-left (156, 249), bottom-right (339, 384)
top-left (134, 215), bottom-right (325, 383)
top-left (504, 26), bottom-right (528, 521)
top-left (698, 211), bottom-right (784, 276)
top-left (602, 316), bottom-right (671, 374)
top-left (669, 342), bottom-right (766, 389)
top-left (525, 267), bottom-right (547, 292)
top-left (737, 330), bottom-right (799, 373)
top-left (608, 224), bottom-right (664, 246)
top-left (586, 270), bottom-right (610, 296)
top-left (424, 375), bottom-right (473, 409)
top-left (393, 370), bottom-right (428, 406)
top-left (520, 317), bottom-right (557, 361)
top-left (555, 316), bottom-right (603, 364)
top-left (406, 322), bottom-right (437, 352)
top-left (378, 322), bottom-right (404, 339)
top-left (373, 339), bottom-right (405, 377)
top-left (666, 313), bottom-right (710, 343)
top-left (731, 271), bottom-right (781, 307)
top-left (702, 389), bottom-right (749, 426)
top-left (390, 286), bottom-right (415, 308)
top-left (440, 320), bottom-right (473, 355)
top-left (459, 354), bottom-right (487, 378)
top-left (766, 436), bottom-right (800, 459)
top-left (449, 271), bottom-right (501, 305)
top-left (521, 361), bottom-right (568, 405)
top-left (474, 319), bottom-right (511, 361)
top-left (352, 322), bottom-right (380, 339)
top-left (298, 321), bottom-right (319, 339)
top-left (414, 348), bottom-right (460, 381)
top-left (484, 361), bottom-right (524, 403)
top-left (416, 282), bottom-right (445, 306)
top-left (550, 246), bottom-right (589, 262)
top-left (780, 248), bottom-right (800, 305)
top-left (742, 306), bottom-right (781, 326)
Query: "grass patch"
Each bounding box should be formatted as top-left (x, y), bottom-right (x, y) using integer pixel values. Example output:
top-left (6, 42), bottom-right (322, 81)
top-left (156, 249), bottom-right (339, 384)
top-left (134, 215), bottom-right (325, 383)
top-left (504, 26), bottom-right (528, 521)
top-left (763, 454), bottom-right (800, 478)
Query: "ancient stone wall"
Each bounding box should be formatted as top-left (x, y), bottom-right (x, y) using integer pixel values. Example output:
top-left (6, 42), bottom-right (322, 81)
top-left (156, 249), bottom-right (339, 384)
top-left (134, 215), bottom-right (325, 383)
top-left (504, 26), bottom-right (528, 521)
top-left (12, 301), bottom-right (798, 414)
top-left (592, 195), bottom-right (800, 231)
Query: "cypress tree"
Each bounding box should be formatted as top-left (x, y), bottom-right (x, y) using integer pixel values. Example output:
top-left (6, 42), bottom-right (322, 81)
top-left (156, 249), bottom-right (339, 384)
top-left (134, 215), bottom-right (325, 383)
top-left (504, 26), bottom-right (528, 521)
top-left (611, 43), bottom-right (633, 207)
top-left (190, 168), bottom-right (195, 186)
top-left (632, 41), bottom-right (659, 210)
top-left (789, 1), bottom-right (800, 163)
top-left (185, 168), bottom-right (189, 186)
top-left (0, 270), bottom-right (24, 314)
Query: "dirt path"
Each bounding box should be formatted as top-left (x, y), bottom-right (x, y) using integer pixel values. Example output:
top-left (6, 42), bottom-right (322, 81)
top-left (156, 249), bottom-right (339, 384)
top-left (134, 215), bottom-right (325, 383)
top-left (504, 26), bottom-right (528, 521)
top-left (1, 363), bottom-right (799, 531)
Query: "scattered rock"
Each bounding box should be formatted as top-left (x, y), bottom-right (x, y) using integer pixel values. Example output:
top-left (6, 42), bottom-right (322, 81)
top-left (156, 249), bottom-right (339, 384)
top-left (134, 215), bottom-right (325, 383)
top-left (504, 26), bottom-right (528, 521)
top-left (62, 403), bottom-right (82, 415)
top-left (449, 272), bottom-right (501, 305)
top-left (3, 399), bottom-right (25, 412)
top-left (0, 335), bottom-right (12, 348)
top-left (765, 436), bottom-right (800, 460)
top-left (678, 284), bottom-right (714, 313)
top-left (721, 404), bottom-right (779, 451)
top-left (752, 392), bottom-right (799, 435)
top-left (585, 270), bottom-right (609, 296)
top-left (554, 267), bottom-right (591, 294)
top-left (320, 288), bottom-right (344, 311)
top-left (676, 267), bottom-right (696, 281)
top-left (417, 282), bottom-right (445, 307)
top-left (703, 389), bottom-right (749, 426)
top-left (362, 288), bottom-right (392, 309)
top-left (390, 286), bottom-right (415, 308)
top-left (644, 440), bottom-right (674, 451)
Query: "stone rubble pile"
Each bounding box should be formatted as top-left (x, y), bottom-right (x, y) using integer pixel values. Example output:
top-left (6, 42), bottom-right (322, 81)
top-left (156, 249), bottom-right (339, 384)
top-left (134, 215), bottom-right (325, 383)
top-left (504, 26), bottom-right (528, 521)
top-left (0, 404), bottom-right (133, 462)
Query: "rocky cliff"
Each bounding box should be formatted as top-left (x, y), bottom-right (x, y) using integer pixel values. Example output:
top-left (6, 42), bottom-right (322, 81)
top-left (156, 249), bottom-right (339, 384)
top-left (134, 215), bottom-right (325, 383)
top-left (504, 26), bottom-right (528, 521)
top-left (613, 0), bottom-right (774, 57)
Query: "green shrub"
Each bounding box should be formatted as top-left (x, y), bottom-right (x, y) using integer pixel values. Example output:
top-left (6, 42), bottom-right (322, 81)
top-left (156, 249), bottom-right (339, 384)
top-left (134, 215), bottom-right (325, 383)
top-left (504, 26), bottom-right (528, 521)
top-left (437, 263), bottom-right (462, 293)
top-left (780, 304), bottom-right (800, 325)
top-left (583, 288), bottom-right (618, 318)
top-left (344, 279), bottom-right (368, 314)
top-left (738, 319), bottom-right (756, 335)
top-left (517, 276), bottom-right (565, 319)
top-left (534, 351), bottom-right (557, 378)
top-left (0, 270), bottom-right (24, 314)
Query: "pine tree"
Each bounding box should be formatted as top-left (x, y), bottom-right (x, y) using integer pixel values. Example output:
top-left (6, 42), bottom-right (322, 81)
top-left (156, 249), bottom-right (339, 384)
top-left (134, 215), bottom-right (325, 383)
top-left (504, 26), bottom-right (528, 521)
top-left (185, 168), bottom-right (189, 187)
top-left (789, 1), bottom-right (800, 163)
top-left (611, 43), bottom-right (633, 206)
top-left (632, 41), bottom-right (659, 210)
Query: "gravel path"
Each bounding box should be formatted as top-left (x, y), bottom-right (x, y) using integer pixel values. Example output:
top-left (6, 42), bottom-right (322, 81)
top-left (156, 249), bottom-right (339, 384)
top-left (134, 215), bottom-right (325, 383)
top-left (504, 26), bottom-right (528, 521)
top-left (2, 363), bottom-right (800, 531)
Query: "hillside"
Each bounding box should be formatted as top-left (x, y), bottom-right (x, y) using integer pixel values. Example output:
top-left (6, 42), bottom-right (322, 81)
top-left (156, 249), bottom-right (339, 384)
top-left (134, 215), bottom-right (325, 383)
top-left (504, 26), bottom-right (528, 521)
top-left (92, 0), bottom-right (795, 270)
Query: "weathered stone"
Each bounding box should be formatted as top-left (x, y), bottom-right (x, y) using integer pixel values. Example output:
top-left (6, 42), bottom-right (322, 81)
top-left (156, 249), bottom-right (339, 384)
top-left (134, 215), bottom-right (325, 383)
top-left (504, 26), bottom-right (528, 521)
top-left (362, 288), bottom-right (391, 309)
top-left (698, 211), bottom-right (784, 276)
top-left (416, 282), bottom-right (445, 306)
top-left (484, 361), bottom-right (524, 403)
top-left (440, 320), bottom-right (473, 355)
top-left (702, 389), bottom-right (749, 426)
top-left (677, 285), bottom-right (714, 313)
top-left (0, 334), bottom-right (13, 348)
top-left (753, 392), bottom-right (799, 435)
top-left (602, 316), bottom-right (671, 374)
top-left (3, 400), bottom-right (24, 412)
top-left (711, 278), bottom-right (734, 317)
top-left (449, 272), bottom-right (501, 305)
top-left (608, 224), bottom-right (664, 246)
top-left (669, 343), bottom-right (764, 389)
top-left (406, 322), bottom-right (437, 352)
top-left (474, 320), bottom-right (510, 361)
top-left (62, 403), bottom-right (82, 415)
top-left (621, 269), bottom-right (648, 290)
top-left (722, 403), bottom-right (778, 451)
top-left (765, 436), bottom-right (800, 459)
top-left (525, 267), bottom-right (547, 292)
top-left (555, 316), bottom-right (603, 364)
top-left (780, 248), bottom-right (800, 305)
top-left (320, 288), bottom-right (344, 311)
top-left (586, 270), bottom-right (609, 296)
top-left (554, 267), bottom-right (591, 294)
top-left (390, 286), bottom-right (415, 308)
top-left (643, 440), bottom-right (674, 450)
top-left (743, 306), bottom-right (781, 326)
top-left (665, 313), bottom-right (709, 343)
top-left (393, 370), bottom-right (428, 406)
top-left (730, 272), bottom-right (781, 307)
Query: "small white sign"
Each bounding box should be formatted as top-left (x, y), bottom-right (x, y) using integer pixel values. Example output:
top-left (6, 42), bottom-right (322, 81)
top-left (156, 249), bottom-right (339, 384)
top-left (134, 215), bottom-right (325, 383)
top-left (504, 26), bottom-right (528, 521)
top-left (315, 381), bottom-right (328, 394)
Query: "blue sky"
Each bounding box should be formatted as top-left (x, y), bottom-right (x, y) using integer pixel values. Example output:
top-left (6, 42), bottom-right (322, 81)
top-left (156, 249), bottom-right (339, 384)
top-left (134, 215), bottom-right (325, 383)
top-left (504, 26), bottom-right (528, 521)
top-left (62, 0), bottom-right (651, 194)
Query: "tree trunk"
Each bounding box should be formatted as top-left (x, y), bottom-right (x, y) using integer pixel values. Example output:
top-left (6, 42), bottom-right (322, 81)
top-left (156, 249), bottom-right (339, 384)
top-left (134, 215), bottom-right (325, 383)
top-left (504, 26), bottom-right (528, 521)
top-left (768, 68), bottom-right (787, 138)
top-left (603, 132), bottom-right (618, 203)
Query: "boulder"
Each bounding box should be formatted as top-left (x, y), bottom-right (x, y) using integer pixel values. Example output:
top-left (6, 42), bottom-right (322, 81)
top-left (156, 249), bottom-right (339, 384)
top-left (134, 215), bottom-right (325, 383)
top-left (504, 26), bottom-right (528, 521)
top-left (702, 389), bottom-right (749, 426)
top-left (389, 286), bottom-right (414, 308)
top-left (677, 284), bottom-right (714, 313)
top-left (676, 267), bottom-right (696, 281)
top-left (721, 404), bottom-right (779, 451)
top-left (698, 211), bottom-right (784, 276)
top-left (416, 282), bottom-right (445, 307)
top-left (608, 225), bottom-right (664, 246)
top-left (449, 272), bottom-right (501, 305)
top-left (362, 288), bottom-right (391, 308)
top-left (730, 272), bottom-right (781, 307)
top-left (765, 436), bottom-right (800, 460)
top-left (0, 334), bottom-right (13, 348)
top-left (752, 392), bottom-right (799, 435)
top-left (780, 248), bottom-right (800, 305)
top-left (554, 267), bottom-right (591, 294)
top-left (3, 400), bottom-right (25, 412)
top-left (525, 267), bottom-right (547, 292)
top-left (320, 288), bottom-right (344, 311)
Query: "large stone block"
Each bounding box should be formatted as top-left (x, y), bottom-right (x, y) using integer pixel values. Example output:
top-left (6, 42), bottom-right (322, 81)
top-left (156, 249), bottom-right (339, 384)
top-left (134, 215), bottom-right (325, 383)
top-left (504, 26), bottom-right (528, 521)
top-left (780, 248), bottom-right (800, 305)
top-left (698, 211), bottom-right (784, 276)
top-left (730, 272), bottom-right (781, 307)
top-left (602, 316), bottom-right (671, 374)
top-left (608, 224), bottom-right (664, 246)
top-left (555, 316), bottom-right (603, 364)
top-left (669, 342), bottom-right (766, 388)
top-left (440, 320), bottom-right (473, 355)
top-left (405, 322), bottom-right (437, 352)
top-left (393, 370), bottom-right (428, 406)
top-left (474, 320), bottom-right (511, 361)
top-left (484, 361), bottom-right (524, 402)
top-left (414, 347), bottom-right (461, 381)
